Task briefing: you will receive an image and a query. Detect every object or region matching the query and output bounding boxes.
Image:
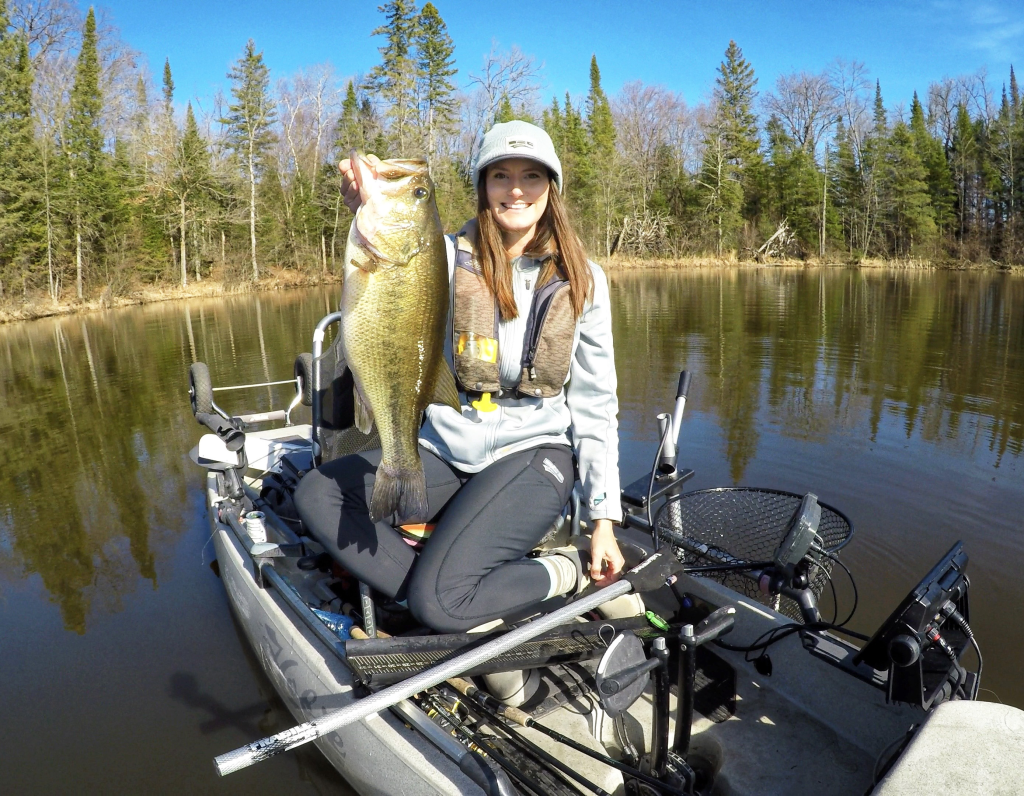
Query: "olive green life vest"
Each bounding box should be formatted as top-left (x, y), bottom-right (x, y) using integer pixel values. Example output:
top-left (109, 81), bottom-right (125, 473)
top-left (452, 223), bottom-right (576, 400)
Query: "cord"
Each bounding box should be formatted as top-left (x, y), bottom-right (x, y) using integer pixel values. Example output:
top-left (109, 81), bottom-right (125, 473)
top-left (870, 724), bottom-right (920, 788)
top-left (944, 606), bottom-right (983, 688)
top-left (646, 428), bottom-right (669, 547)
top-left (821, 548), bottom-right (859, 628)
top-left (716, 618), bottom-right (870, 665)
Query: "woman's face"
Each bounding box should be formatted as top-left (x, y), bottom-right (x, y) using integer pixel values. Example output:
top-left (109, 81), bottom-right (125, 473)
top-left (485, 158), bottom-right (551, 246)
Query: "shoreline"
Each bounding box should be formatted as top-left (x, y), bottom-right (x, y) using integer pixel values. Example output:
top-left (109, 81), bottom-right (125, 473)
top-left (0, 269), bottom-right (342, 325)
top-left (2, 257), bottom-right (1021, 325)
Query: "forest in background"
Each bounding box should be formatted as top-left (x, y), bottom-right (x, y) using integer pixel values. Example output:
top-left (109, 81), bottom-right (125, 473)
top-left (1, 0), bottom-right (1023, 308)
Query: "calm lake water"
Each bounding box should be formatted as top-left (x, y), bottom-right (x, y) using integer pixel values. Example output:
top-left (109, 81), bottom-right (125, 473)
top-left (1, 268), bottom-right (1022, 793)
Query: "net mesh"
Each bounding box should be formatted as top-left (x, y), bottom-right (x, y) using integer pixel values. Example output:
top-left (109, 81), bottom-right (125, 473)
top-left (655, 488), bottom-right (853, 622)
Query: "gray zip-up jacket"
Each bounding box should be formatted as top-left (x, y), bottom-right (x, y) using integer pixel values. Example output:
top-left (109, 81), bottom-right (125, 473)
top-left (419, 236), bottom-right (622, 523)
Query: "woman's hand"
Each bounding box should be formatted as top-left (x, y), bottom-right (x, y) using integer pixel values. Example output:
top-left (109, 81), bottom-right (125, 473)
top-left (589, 519), bottom-right (625, 585)
top-left (338, 154), bottom-right (380, 214)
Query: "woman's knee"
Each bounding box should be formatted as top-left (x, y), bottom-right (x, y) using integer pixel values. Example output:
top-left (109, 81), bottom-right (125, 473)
top-left (406, 570), bottom-right (475, 634)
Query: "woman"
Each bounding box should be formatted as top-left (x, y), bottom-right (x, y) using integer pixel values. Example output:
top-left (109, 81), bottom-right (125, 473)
top-left (295, 120), bottom-right (625, 634)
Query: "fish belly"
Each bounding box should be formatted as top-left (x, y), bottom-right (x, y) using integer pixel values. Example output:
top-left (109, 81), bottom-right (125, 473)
top-left (341, 232), bottom-right (448, 523)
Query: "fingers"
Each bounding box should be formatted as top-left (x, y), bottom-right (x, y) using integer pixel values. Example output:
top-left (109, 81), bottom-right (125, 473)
top-left (590, 539), bottom-right (625, 584)
top-left (339, 155), bottom-right (373, 214)
top-left (338, 159), bottom-right (356, 211)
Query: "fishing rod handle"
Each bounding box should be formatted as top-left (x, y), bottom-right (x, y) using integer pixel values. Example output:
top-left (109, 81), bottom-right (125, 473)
top-left (670, 370), bottom-right (692, 442)
top-left (214, 577), bottom-right (635, 775)
top-left (676, 370), bottom-right (692, 399)
top-left (214, 722), bottom-right (321, 776)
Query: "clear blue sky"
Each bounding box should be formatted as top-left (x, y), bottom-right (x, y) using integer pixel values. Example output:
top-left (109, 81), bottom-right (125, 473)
top-left (90, 0), bottom-right (1023, 112)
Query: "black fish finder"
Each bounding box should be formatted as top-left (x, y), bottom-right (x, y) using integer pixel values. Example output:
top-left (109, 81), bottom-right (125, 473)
top-left (853, 541), bottom-right (978, 709)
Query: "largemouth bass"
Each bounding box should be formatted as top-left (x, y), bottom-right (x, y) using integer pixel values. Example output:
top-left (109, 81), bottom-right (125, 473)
top-left (342, 154), bottom-right (460, 523)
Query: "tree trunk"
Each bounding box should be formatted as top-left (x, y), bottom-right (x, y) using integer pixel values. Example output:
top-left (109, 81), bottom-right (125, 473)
top-left (820, 143), bottom-right (828, 259)
top-left (248, 144), bottom-right (258, 280)
top-left (180, 193), bottom-right (188, 289)
top-left (76, 225), bottom-right (83, 300)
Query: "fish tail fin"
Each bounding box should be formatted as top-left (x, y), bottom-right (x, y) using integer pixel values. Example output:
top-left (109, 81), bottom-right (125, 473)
top-left (369, 463), bottom-right (428, 524)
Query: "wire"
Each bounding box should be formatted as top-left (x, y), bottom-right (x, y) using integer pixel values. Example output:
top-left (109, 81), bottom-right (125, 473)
top-left (646, 428), bottom-right (669, 546)
top-left (871, 724), bottom-right (920, 787)
top-left (945, 608), bottom-right (983, 688)
top-left (716, 618), bottom-right (870, 664)
top-left (821, 549), bottom-right (859, 628)
top-left (825, 567), bottom-right (839, 626)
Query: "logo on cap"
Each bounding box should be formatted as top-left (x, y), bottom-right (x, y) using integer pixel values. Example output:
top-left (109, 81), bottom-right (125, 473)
top-left (505, 137), bottom-right (535, 150)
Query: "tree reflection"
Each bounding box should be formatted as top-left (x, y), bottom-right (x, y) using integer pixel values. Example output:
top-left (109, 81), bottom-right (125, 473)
top-left (0, 290), bottom-right (331, 632)
top-left (610, 268), bottom-right (1024, 482)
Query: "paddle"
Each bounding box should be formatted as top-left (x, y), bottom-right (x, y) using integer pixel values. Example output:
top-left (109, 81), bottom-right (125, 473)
top-left (213, 548), bottom-right (683, 776)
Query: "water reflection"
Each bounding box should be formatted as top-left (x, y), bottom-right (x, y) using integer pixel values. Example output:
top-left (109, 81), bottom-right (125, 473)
top-left (611, 268), bottom-right (1024, 483)
top-left (0, 291), bottom-right (333, 633)
top-left (0, 270), bottom-right (1022, 750)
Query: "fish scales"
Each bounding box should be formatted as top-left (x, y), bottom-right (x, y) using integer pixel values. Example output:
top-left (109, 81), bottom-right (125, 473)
top-left (341, 155), bottom-right (460, 523)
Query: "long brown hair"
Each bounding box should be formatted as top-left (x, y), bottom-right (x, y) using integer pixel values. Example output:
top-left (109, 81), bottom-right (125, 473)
top-left (475, 171), bottom-right (594, 321)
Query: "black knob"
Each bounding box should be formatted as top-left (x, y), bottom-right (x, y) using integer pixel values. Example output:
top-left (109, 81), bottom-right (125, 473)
top-left (889, 634), bottom-right (921, 667)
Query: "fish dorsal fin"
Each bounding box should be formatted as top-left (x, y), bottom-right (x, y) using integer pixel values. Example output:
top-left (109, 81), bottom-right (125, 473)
top-left (353, 385), bottom-right (375, 434)
top-left (431, 362), bottom-right (462, 412)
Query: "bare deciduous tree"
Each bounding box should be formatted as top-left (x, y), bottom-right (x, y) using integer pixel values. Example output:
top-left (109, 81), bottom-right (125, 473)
top-left (763, 70), bottom-right (839, 158)
top-left (612, 81), bottom-right (681, 214)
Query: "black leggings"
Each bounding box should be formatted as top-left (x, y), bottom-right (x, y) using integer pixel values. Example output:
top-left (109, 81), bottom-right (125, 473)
top-left (293, 444), bottom-right (575, 633)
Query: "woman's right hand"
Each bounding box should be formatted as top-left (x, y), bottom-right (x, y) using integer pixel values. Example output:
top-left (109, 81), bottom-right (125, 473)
top-left (339, 154), bottom-right (380, 214)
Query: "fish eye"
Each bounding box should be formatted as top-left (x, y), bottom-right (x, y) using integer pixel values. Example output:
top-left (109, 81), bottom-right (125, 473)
top-left (414, 187), bottom-right (429, 199)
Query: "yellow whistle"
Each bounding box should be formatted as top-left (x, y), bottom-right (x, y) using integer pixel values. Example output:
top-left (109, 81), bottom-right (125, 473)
top-left (472, 392), bottom-right (498, 412)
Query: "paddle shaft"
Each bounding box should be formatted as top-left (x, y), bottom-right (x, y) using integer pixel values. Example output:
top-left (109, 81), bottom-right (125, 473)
top-left (214, 578), bottom-right (634, 776)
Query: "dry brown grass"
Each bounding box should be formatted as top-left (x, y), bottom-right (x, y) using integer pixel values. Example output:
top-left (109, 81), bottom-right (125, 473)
top-left (0, 267), bottom-right (341, 325)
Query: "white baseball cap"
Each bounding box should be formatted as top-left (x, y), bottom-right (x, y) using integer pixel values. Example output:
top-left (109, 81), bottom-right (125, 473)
top-left (472, 120), bottom-right (563, 193)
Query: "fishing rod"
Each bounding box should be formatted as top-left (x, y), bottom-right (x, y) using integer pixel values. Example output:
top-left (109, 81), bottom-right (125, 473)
top-left (423, 692), bottom-right (588, 796)
top-left (447, 677), bottom-right (689, 796)
top-left (434, 688), bottom-right (611, 796)
top-left (213, 548), bottom-right (685, 775)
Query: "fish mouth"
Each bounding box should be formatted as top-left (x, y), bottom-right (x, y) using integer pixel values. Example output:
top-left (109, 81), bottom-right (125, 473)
top-left (351, 218), bottom-right (418, 264)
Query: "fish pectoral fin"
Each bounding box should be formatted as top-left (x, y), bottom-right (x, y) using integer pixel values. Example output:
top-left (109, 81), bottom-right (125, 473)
top-left (430, 362), bottom-right (462, 412)
top-left (353, 386), bottom-right (375, 434)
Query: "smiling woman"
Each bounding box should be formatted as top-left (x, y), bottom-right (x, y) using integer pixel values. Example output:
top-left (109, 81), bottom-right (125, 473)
top-left (484, 158), bottom-right (550, 253)
top-left (297, 119), bottom-right (628, 638)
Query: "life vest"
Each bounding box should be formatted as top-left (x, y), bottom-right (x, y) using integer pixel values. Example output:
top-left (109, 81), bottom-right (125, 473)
top-left (452, 222), bottom-right (576, 401)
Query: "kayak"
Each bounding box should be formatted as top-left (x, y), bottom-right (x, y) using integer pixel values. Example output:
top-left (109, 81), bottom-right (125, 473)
top-left (187, 322), bottom-right (1024, 795)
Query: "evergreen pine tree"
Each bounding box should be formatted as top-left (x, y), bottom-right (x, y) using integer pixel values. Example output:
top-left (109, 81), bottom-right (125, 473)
top-left (559, 93), bottom-right (591, 223)
top-left (0, 4), bottom-right (40, 294)
top-left (882, 122), bottom-right (935, 256)
top-left (909, 92), bottom-right (955, 238)
top-left (223, 39), bottom-right (276, 280)
top-left (162, 58), bottom-right (174, 116)
top-left (65, 6), bottom-right (106, 299)
top-left (710, 40), bottom-right (762, 248)
top-left (766, 115), bottom-right (820, 252)
top-left (950, 103), bottom-right (977, 244)
top-left (859, 80), bottom-right (889, 254)
top-left (494, 95), bottom-right (515, 124)
top-left (168, 102), bottom-right (212, 287)
top-left (586, 55), bottom-right (617, 255)
top-left (714, 41), bottom-right (760, 169)
top-left (336, 80), bottom-right (367, 154)
top-left (414, 2), bottom-right (456, 162)
top-left (367, 0), bottom-right (420, 156)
